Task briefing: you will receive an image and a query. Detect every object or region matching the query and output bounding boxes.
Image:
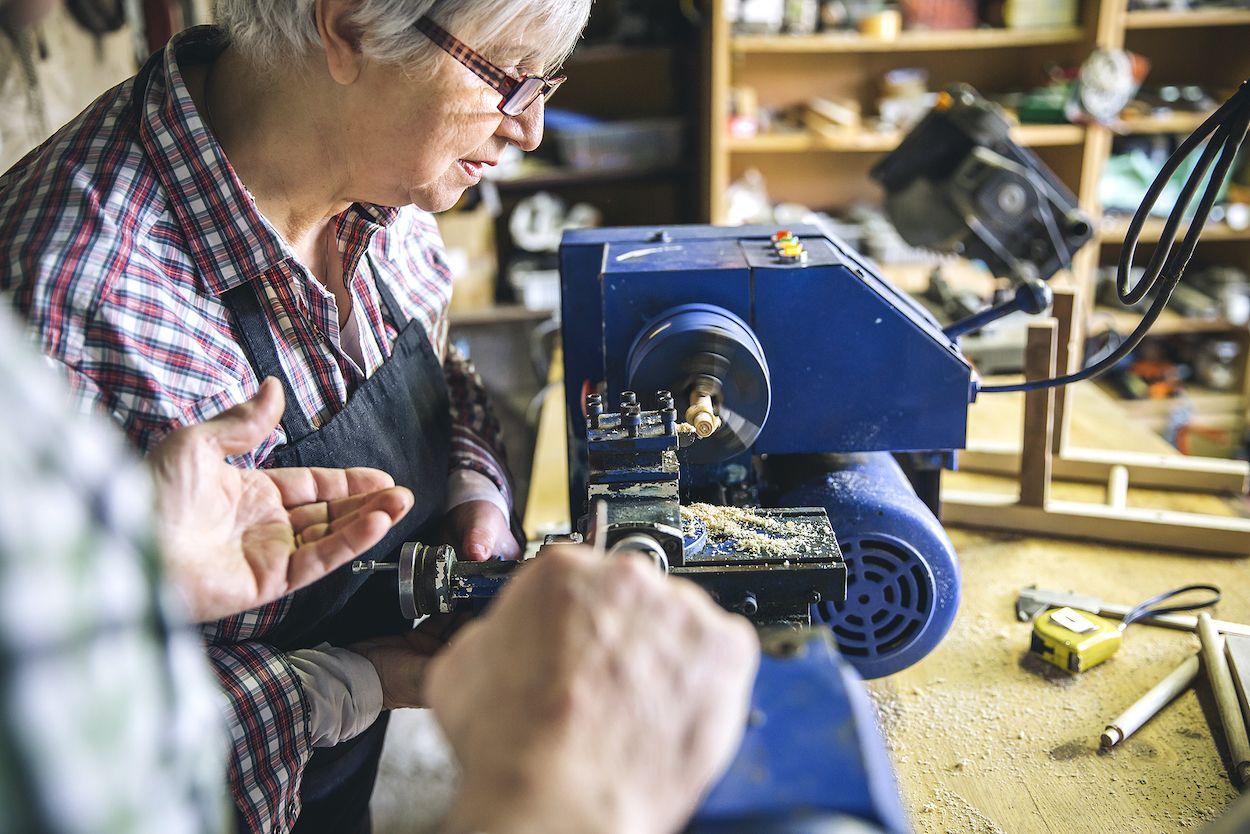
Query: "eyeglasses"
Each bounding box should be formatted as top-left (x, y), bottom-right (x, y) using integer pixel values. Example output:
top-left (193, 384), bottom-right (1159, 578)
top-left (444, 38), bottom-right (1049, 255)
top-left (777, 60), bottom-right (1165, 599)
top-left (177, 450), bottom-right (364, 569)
top-left (414, 17), bottom-right (566, 117)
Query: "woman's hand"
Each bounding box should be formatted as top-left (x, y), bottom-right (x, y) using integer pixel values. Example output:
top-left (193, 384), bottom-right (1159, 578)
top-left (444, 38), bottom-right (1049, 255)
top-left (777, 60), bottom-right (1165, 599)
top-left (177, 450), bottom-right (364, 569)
top-left (348, 615), bottom-right (467, 710)
top-left (151, 377), bottom-right (414, 622)
top-left (445, 498), bottom-right (522, 561)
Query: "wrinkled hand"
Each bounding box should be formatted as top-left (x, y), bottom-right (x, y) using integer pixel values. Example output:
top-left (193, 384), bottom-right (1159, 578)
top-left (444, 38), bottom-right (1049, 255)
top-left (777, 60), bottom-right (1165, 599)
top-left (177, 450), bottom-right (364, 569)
top-left (426, 545), bottom-right (760, 834)
top-left (445, 499), bottom-right (521, 561)
top-left (348, 614), bottom-right (468, 710)
top-left (151, 377), bottom-right (414, 622)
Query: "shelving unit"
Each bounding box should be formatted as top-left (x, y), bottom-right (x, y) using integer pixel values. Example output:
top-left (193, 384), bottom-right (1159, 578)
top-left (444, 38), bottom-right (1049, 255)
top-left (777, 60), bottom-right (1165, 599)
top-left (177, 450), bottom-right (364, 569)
top-left (1099, 217), bottom-right (1250, 245)
top-left (702, 0), bottom-right (1250, 453)
top-left (1122, 8), bottom-right (1250, 29)
top-left (482, 39), bottom-right (699, 309)
top-left (704, 0), bottom-right (1100, 223)
top-left (1090, 3), bottom-right (1250, 443)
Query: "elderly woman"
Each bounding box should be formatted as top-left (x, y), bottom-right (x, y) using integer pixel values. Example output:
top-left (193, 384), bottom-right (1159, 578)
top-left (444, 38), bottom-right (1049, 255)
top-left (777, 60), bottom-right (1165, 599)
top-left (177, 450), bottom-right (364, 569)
top-left (0, 0), bottom-right (590, 831)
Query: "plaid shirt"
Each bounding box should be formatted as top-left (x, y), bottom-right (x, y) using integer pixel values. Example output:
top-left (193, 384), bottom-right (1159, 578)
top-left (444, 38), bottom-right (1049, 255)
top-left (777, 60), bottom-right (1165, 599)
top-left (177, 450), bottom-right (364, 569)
top-left (0, 305), bottom-right (228, 834)
top-left (0, 27), bottom-right (511, 833)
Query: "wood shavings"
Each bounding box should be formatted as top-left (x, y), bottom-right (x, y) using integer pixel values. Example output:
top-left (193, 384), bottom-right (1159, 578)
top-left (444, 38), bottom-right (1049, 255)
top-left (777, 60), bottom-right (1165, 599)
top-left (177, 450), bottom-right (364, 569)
top-left (681, 503), bottom-right (815, 556)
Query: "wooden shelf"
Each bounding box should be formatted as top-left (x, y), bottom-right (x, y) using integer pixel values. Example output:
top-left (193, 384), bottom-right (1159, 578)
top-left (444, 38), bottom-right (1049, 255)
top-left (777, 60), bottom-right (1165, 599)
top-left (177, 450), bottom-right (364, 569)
top-left (1099, 217), bottom-right (1250, 245)
top-left (730, 25), bottom-right (1084, 54)
top-left (1095, 304), bottom-right (1249, 337)
top-left (450, 305), bottom-right (553, 326)
top-left (728, 123), bottom-right (1084, 153)
top-left (493, 164), bottom-right (683, 190)
top-left (1112, 110), bottom-right (1212, 135)
top-left (1124, 9), bottom-right (1250, 29)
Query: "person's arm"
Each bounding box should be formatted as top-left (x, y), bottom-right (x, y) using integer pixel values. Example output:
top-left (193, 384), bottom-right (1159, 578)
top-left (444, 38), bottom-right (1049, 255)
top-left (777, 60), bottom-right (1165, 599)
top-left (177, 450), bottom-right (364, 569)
top-left (0, 304), bottom-right (232, 834)
top-left (442, 343), bottom-right (522, 560)
top-left (424, 546), bottom-right (761, 834)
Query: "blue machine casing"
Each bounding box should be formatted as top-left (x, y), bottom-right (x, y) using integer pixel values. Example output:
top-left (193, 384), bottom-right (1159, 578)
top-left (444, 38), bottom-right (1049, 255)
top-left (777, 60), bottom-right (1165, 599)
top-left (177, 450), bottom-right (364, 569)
top-left (775, 453), bottom-right (962, 678)
top-left (560, 224), bottom-right (969, 680)
top-left (560, 224), bottom-right (975, 506)
top-left (690, 632), bottom-right (910, 834)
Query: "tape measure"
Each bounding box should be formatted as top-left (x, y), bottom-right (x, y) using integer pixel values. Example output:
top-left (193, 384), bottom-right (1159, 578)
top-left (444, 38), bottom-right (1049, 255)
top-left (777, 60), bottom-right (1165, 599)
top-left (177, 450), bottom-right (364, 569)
top-left (1029, 584), bottom-right (1220, 674)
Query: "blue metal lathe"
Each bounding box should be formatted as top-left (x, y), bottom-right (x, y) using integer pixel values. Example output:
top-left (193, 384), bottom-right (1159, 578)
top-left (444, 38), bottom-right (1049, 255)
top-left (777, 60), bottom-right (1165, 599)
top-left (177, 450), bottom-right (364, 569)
top-left (560, 223), bottom-right (968, 680)
top-left (362, 223), bottom-right (984, 833)
top-left (553, 223), bottom-right (985, 832)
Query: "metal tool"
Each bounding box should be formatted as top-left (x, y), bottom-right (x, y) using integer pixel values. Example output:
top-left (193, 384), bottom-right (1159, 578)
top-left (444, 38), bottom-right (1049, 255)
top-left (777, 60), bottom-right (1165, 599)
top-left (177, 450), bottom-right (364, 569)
top-left (1228, 635), bottom-right (1250, 735)
top-left (352, 542), bottom-right (518, 619)
top-left (1199, 613), bottom-right (1250, 788)
top-left (1017, 586), bottom-right (1250, 637)
top-left (360, 394), bottom-right (848, 627)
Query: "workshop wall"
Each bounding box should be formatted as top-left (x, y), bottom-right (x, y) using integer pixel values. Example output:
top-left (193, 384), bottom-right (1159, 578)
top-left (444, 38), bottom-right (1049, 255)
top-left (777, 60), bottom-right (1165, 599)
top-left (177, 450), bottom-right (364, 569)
top-left (0, 8), bottom-right (133, 171)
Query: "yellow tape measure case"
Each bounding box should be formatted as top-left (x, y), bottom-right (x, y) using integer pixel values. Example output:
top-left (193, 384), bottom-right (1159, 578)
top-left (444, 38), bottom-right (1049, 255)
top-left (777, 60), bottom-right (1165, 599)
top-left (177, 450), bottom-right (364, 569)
top-left (1030, 607), bottom-right (1122, 673)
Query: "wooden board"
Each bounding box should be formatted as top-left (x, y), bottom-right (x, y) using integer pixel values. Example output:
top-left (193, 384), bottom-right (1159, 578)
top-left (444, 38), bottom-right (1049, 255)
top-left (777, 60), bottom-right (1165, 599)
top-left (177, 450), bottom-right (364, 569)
top-left (869, 526), bottom-right (1247, 833)
top-left (521, 346), bottom-right (571, 541)
top-left (888, 375), bottom-right (1250, 832)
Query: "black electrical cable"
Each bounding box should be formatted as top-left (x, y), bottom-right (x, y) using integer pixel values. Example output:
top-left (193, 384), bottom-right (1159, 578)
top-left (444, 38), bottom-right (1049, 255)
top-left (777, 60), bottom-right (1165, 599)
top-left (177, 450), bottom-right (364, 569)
top-left (982, 79), bottom-right (1250, 394)
top-left (1118, 583), bottom-right (1221, 632)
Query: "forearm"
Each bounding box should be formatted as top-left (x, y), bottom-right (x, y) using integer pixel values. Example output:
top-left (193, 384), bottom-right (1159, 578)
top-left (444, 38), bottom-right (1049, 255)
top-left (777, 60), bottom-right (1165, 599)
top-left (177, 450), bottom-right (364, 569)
top-left (444, 343), bottom-right (513, 505)
top-left (288, 644), bottom-right (385, 747)
top-left (446, 467), bottom-right (510, 519)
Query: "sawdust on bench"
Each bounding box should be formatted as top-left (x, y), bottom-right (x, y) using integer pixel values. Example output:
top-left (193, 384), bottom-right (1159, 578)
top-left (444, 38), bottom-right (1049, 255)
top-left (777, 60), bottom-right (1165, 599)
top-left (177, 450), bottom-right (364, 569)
top-left (681, 502), bottom-right (815, 557)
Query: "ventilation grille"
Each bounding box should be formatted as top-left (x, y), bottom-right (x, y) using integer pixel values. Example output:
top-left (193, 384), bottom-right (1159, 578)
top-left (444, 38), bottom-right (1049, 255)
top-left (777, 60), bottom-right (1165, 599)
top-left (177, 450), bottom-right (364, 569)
top-left (814, 535), bottom-right (934, 659)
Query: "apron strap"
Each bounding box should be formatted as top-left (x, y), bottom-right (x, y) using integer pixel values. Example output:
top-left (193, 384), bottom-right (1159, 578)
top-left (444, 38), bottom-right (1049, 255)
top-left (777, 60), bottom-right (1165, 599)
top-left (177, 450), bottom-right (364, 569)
top-left (365, 253), bottom-right (411, 332)
top-left (221, 280), bottom-right (316, 441)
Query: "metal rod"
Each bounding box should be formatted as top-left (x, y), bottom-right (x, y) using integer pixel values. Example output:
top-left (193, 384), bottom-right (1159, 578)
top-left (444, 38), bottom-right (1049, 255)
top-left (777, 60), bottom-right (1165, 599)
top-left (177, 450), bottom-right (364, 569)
top-left (351, 560), bottom-right (399, 574)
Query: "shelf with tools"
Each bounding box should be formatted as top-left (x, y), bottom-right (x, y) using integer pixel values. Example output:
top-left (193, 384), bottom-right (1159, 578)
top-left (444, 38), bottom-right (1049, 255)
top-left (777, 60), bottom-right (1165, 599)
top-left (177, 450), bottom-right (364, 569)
top-left (1123, 8), bottom-right (1250, 29)
top-left (704, 0), bottom-right (1250, 456)
top-left (1099, 218), bottom-right (1250, 245)
top-left (1095, 305), bottom-right (1250, 338)
top-left (1087, 304), bottom-right (1250, 450)
top-left (1084, 1), bottom-right (1250, 451)
top-left (705, 0), bottom-right (1099, 221)
top-left (1111, 110), bottom-right (1213, 135)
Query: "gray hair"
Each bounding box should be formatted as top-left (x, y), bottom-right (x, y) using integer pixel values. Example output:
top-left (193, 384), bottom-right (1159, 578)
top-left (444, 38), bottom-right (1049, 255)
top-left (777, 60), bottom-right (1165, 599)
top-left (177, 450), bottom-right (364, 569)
top-left (214, 0), bottom-right (591, 74)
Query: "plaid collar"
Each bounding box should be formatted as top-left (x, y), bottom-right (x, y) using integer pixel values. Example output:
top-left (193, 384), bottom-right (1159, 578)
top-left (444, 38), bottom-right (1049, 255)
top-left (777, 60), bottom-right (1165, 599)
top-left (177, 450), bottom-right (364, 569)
top-left (136, 26), bottom-right (400, 297)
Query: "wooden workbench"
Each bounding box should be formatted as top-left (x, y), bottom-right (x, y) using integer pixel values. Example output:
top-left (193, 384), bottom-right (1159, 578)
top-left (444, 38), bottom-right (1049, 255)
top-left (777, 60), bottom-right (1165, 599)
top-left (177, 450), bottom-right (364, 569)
top-left (524, 380), bottom-right (1250, 832)
top-left (880, 383), bottom-right (1249, 833)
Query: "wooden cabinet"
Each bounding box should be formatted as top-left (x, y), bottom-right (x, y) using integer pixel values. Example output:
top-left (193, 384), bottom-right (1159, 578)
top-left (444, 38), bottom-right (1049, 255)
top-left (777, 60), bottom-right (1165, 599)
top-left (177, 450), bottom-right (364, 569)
top-left (702, 0), bottom-right (1250, 451)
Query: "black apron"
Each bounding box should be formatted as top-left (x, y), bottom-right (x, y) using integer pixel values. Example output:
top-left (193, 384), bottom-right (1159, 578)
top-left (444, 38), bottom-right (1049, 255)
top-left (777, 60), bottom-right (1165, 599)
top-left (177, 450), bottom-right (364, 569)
top-left (131, 42), bottom-right (452, 833)
top-left (222, 273), bottom-right (450, 834)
